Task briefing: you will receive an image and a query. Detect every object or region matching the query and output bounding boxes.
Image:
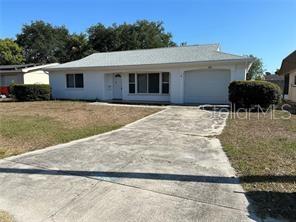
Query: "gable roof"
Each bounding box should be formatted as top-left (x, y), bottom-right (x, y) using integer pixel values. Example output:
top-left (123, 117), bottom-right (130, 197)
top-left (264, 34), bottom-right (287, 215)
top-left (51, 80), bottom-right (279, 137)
top-left (279, 50), bottom-right (296, 75)
top-left (46, 44), bottom-right (252, 70)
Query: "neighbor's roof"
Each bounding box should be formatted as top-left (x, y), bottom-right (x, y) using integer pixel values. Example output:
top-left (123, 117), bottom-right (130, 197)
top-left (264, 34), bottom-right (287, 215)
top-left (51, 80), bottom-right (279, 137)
top-left (279, 50), bottom-right (296, 75)
top-left (46, 44), bottom-right (253, 70)
top-left (0, 63), bottom-right (59, 74)
top-left (264, 74), bottom-right (284, 81)
top-left (0, 63), bottom-right (36, 71)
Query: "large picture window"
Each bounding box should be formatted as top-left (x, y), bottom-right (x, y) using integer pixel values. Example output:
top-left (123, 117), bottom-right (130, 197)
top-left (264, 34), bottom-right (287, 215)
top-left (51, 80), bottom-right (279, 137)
top-left (66, 74), bottom-right (84, 88)
top-left (129, 72), bottom-right (169, 94)
top-left (148, 73), bottom-right (160, 93)
top-left (137, 74), bottom-right (148, 93)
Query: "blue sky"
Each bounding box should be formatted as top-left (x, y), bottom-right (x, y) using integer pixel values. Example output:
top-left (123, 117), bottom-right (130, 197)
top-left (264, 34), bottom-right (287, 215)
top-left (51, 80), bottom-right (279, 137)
top-left (0, 0), bottom-right (295, 72)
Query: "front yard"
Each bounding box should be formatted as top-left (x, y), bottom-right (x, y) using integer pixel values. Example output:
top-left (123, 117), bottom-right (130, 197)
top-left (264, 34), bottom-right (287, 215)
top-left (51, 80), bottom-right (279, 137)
top-left (0, 101), bottom-right (161, 158)
top-left (219, 111), bottom-right (296, 221)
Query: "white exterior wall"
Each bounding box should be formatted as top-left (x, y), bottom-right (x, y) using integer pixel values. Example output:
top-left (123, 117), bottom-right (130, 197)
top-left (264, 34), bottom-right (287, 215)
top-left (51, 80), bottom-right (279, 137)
top-left (288, 70), bottom-right (296, 102)
top-left (23, 70), bottom-right (49, 84)
top-left (49, 62), bottom-right (249, 103)
top-left (50, 71), bottom-right (105, 100)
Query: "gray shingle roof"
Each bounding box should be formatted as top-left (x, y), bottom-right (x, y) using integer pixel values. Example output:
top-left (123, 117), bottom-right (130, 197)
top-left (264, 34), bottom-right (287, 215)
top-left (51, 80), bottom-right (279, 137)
top-left (48, 44), bottom-right (251, 70)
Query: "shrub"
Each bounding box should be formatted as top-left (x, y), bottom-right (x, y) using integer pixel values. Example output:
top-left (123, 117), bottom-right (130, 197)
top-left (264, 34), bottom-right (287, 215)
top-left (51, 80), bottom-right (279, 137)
top-left (229, 81), bottom-right (281, 109)
top-left (10, 84), bottom-right (51, 101)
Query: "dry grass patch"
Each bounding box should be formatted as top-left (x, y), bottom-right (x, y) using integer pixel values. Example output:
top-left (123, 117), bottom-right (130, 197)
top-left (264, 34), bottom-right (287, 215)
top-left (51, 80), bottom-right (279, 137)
top-left (0, 210), bottom-right (14, 222)
top-left (0, 101), bottom-right (161, 158)
top-left (219, 111), bottom-right (296, 221)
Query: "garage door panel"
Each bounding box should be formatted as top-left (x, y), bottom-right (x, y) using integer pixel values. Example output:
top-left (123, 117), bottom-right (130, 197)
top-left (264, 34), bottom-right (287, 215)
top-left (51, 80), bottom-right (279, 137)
top-left (184, 69), bottom-right (230, 104)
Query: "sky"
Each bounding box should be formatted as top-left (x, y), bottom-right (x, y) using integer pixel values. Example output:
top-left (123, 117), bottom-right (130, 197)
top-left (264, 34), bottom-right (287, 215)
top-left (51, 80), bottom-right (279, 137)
top-left (0, 0), bottom-right (295, 72)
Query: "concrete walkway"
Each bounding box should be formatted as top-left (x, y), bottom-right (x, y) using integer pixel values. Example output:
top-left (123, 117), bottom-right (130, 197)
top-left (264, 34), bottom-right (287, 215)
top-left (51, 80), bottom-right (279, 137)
top-left (0, 107), bottom-right (255, 222)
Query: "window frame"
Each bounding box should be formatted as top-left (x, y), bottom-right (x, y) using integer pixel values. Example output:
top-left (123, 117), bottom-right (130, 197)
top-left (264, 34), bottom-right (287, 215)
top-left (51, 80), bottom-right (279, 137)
top-left (128, 72), bottom-right (169, 95)
top-left (66, 73), bottom-right (84, 89)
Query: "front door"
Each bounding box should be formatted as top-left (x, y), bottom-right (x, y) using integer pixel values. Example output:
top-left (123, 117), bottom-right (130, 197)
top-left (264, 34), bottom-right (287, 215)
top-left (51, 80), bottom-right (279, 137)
top-left (113, 74), bottom-right (122, 99)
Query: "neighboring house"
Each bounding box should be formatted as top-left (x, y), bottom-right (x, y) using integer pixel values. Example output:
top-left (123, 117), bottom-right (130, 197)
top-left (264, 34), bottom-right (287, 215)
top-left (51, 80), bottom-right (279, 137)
top-left (45, 44), bottom-right (254, 104)
top-left (0, 63), bottom-right (58, 95)
top-left (279, 50), bottom-right (296, 102)
top-left (264, 74), bottom-right (285, 92)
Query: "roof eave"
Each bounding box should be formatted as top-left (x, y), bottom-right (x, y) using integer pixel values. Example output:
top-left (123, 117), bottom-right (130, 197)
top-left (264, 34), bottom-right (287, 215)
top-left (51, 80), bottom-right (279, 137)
top-left (0, 70), bottom-right (25, 74)
top-left (45, 58), bottom-right (252, 72)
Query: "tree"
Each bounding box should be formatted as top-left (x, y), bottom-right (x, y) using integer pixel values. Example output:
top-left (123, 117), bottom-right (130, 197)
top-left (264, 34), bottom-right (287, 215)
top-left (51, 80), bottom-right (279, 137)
top-left (88, 20), bottom-right (176, 52)
top-left (275, 69), bottom-right (280, 75)
top-left (246, 55), bottom-right (264, 80)
top-left (16, 21), bottom-right (69, 64)
top-left (131, 20), bottom-right (176, 49)
top-left (0, 39), bottom-right (24, 65)
top-left (62, 33), bottom-right (93, 62)
top-left (88, 23), bottom-right (117, 52)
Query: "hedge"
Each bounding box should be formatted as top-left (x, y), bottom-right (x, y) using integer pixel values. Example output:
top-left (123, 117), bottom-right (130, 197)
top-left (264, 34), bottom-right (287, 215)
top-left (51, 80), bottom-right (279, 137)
top-left (10, 84), bottom-right (51, 101)
top-left (229, 81), bottom-right (281, 109)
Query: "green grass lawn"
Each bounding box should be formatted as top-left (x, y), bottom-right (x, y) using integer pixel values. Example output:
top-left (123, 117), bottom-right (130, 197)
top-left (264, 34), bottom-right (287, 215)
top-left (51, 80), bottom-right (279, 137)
top-left (219, 111), bottom-right (296, 221)
top-left (0, 101), bottom-right (161, 158)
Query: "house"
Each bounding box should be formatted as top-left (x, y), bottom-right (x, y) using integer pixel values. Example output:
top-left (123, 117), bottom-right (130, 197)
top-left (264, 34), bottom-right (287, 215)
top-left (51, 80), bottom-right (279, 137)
top-left (45, 44), bottom-right (254, 104)
top-left (279, 50), bottom-right (296, 102)
top-left (264, 74), bottom-right (285, 92)
top-left (0, 63), bottom-right (58, 95)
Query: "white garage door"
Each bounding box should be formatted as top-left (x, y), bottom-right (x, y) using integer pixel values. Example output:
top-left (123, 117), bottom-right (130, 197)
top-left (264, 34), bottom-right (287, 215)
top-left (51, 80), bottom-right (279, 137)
top-left (184, 69), bottom-right (231, 104)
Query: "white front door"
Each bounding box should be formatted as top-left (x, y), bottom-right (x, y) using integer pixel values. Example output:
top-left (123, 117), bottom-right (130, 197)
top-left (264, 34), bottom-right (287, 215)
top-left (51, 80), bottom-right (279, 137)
top-left (113, 74), bottom-right (122, 99)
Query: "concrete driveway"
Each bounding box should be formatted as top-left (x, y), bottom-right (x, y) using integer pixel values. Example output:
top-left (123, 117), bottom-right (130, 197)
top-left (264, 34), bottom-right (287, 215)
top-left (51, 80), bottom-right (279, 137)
top-left (0, 107), bottom-right (255, 222)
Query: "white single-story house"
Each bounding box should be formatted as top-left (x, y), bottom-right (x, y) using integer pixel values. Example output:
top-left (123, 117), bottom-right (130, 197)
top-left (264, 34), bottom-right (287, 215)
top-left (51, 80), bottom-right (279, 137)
top-left (46, 44), bottom-right (254, 104)
top-left (279, 50), bottom-right (296, 102)
top-left (0, 63), bottom-right (58, 95)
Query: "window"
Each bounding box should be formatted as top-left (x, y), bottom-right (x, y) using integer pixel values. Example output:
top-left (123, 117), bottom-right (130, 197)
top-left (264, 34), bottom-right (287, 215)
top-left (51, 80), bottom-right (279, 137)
top-left (130, 72), bottom-right (169, 94)
top-left (66, 74), bottom-right (75, 88)
top-left (66, 74), bottom-right (84, 88)
top-left (129, 73), bottom-right (135, 93)
top-left (148, 73), bottom-right (160, 93)
top-left (75, 74), bottom-right (84, 88)
top-left (137, 74), bottom-right (148, 93)
top-left (162, 72), bottom-right (169, 94)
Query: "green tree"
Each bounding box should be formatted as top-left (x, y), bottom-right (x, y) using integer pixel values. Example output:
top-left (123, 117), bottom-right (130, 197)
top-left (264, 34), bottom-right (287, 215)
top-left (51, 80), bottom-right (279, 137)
top-left (0, 39), bottom-right (24, 65)
top-left (246, 55), bottom-right (264, 80)
top-left (16, 21), bottom-right (69, 63)
top-left (275, 68), bottom-right (280, 75)
top-left (88, 23), bottom-right (117, 52)
top-left (62, 33), bottom-right (93, 62)
top-left (88, 20), bottom-right (176, 52)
